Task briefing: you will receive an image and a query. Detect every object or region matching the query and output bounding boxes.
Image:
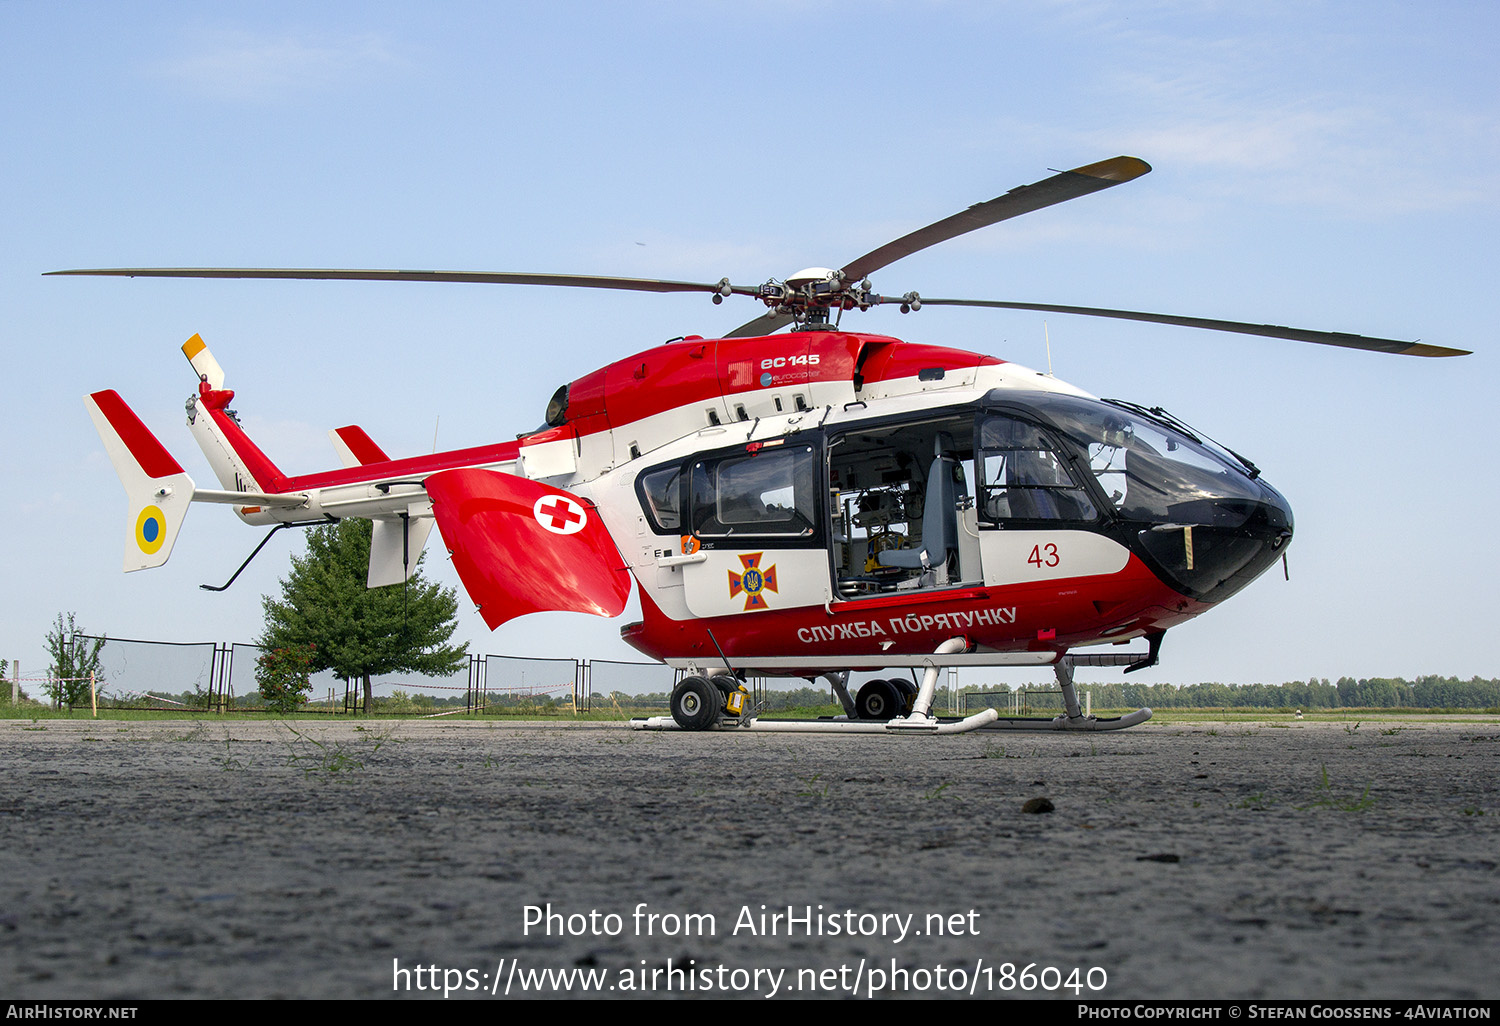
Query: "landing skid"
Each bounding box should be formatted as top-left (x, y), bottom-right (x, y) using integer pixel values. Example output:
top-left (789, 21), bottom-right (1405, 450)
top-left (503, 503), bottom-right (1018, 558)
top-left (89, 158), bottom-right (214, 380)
top-left (978, 707), bottom-right (1153, 731)
top-left (631, 708), bottom-right (1000, 734)
top-left (635, 640), bottom-right (1154, 735)
top-left (629, 707), bottom-right (1150, 733)
top-left (971, 654), bottom-right (1153, 730)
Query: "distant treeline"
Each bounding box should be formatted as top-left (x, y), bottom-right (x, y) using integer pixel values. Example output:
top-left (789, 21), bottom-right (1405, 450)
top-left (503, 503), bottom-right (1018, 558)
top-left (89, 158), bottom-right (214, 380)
top-left (605, 677), bottom-right (1500, 712)
top-left (988, 676), bottom-right (1500, 710)
top-left (114, 675), bottom-right (1500, 712)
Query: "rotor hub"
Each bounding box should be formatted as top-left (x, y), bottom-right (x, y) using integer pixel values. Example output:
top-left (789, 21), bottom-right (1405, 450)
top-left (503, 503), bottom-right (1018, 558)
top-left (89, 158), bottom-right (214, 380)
top-left (755, 268), bottom-right (875, 329)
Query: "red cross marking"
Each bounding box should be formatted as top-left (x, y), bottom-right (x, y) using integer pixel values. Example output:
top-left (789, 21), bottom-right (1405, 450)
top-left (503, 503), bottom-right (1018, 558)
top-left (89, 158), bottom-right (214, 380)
top-left (537, 498), bottom-right (583, 530)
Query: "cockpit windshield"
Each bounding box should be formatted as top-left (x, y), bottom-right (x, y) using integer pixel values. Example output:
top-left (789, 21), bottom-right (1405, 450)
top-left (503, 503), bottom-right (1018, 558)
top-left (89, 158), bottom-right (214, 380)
top-left (982, 392), bottom-right (1273, 529)
top-left (977, 390), bottom-right (1292, 603)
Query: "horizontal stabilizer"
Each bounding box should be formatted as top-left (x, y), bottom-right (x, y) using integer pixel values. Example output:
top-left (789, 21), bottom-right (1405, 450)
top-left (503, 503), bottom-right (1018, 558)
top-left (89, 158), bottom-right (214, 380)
top-left (191, 488), bottom-right (308, 507)
top-left (85, 390), bottom-right (195, 571)
top-left (330, 425), bottom-right (391, 468)
top-left (426, 469), bottom-right (630, 630)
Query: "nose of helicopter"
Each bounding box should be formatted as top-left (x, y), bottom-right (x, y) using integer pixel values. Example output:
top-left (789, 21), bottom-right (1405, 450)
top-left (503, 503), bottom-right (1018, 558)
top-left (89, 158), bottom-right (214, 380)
top-left (1134, 476), bottom-right (1293, 605)
top-left (983, 390), bottom-right (1297, 608)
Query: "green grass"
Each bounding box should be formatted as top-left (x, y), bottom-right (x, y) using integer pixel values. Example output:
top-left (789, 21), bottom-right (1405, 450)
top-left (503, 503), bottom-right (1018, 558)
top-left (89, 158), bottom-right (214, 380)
top-left (1146, 708), bottom-right (1500, 724)
top-left (2, 705), bottom-right (267, 721)
top-left (758, 703), bottom-right (845, 719)
top-left (0, 702), bottom-right (642, 722)
top-left (6, 701), bottom-right (1496, 725)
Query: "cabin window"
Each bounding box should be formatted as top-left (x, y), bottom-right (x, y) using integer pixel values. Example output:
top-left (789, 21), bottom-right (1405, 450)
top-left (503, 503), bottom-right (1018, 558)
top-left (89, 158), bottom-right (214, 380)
top-left (689, 445), bottom-right (819, 539)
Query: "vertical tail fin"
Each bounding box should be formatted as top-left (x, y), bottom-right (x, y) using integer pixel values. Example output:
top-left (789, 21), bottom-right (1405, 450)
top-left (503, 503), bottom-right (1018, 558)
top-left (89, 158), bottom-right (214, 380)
top-left (84, 390), bottom-right (195, 571)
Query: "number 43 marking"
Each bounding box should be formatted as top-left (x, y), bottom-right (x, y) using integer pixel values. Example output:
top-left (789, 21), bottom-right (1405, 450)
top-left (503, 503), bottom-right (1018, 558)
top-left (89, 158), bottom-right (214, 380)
top-left (1028, 543), bottom-right (1060, 569)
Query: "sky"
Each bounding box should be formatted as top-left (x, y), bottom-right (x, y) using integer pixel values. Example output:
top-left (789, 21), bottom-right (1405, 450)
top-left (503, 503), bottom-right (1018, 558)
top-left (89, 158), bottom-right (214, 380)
top-left (2, 1), bottom-right (1496, 694)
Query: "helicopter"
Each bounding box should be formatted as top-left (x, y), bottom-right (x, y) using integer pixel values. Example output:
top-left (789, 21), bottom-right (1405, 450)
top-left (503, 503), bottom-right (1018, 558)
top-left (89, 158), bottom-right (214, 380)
top-left (65, 156), bottom-right (1468, 735)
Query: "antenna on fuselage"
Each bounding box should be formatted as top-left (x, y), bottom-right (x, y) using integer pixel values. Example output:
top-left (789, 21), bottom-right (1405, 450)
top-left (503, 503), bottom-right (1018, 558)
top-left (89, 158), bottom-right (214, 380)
top-left (1044, 320), bottom-right (1054, 377)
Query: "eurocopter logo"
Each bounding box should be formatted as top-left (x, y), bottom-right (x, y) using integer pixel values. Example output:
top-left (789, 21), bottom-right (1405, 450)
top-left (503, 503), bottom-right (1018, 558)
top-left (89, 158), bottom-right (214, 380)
top-left (533, 495), bottom-right (587, 535)
top-left (728, 552), bottom-right (778, 611)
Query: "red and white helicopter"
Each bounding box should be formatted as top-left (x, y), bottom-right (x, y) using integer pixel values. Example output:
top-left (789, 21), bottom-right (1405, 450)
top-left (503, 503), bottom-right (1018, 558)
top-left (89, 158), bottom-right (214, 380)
top-left (66, 156), bottom-right (1467, 735)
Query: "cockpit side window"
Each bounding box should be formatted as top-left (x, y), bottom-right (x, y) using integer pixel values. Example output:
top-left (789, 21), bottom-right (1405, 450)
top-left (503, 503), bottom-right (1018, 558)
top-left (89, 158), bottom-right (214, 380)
top-left (977, 413), bottom-right (1099, 523)
top-left (636, 461), bottom-right (684, 533)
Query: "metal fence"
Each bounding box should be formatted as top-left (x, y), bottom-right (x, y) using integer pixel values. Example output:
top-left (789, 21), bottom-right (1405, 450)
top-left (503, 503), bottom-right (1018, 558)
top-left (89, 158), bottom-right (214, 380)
top-left (960, 687), bottom-right (1091, 716)
top-left (481, 655), bottom-right (580, 712)
top-left (81, 635), bottom-right (222, 709)
top-left (587, 659), bottom-right (675, 712)
top-left (56, 634), bottom-right (987, 716)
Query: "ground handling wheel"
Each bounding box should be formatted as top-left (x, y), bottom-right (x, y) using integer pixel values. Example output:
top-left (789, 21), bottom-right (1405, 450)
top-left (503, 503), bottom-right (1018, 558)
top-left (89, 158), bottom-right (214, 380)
top-left (855, 678), bottom-right (902, 721)
top-left (708, 674), bottom-right (749, 719)
top-left (671, 675), bottom-right (723, 731)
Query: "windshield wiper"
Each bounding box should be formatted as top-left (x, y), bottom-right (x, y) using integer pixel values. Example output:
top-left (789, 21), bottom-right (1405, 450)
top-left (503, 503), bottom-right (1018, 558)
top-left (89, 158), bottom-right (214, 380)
top-left (1103, 399), bottom-right (1261, 479)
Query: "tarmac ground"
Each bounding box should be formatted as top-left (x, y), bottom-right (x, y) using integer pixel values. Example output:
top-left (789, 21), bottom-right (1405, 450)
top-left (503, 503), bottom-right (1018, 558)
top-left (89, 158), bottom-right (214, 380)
top-left (1, 715), bottom-right (1496, 1000)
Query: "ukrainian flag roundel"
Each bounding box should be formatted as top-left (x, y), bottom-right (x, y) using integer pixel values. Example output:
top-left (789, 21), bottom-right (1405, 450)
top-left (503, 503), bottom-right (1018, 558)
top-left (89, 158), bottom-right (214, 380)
top-left (135, 505), bottom-right (167, 555)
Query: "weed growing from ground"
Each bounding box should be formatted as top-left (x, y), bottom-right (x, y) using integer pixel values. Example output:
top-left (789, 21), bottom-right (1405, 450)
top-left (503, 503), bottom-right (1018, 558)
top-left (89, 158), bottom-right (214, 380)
top-left (281, 723), bottom-right (398, 778)
top-left (795, 772), bottom-right (829, 798)
top-left (923, 780), bottom-right (956, 801)
top-left (1300, 764), bottom-right (1375, 812)
top-left (217, 730), bottom-right (253, 771)
top-left (1234, 791), bottom-right (1277, 810)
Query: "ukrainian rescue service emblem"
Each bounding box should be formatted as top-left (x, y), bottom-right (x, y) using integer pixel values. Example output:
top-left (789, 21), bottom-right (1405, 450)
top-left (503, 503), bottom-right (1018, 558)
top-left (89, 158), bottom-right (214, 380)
top-left (728, 552), bottom-right (778, 611)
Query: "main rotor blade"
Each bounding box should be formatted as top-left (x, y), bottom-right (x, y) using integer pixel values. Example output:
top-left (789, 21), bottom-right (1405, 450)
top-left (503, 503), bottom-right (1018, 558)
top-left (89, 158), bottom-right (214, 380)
top-left (897, 297), bottom-right (1469, 357)
top-left (840, 156), bottom-right (1151, 282)
top-left (45, 267), bottom-right (763, 296)
top-left (725, 308), bottom-right (797, 338)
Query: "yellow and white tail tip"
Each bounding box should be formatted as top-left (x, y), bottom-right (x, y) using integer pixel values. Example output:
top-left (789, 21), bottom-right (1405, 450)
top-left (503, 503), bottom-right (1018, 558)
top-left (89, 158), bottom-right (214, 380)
top-left (181, 333), bottom-right (225, 389)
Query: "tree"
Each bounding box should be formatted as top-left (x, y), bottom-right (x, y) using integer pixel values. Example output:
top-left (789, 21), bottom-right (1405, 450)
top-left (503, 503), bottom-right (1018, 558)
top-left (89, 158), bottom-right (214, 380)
top-left (259, 520), bottom-right (468, 712)
top-left (255, 642), bottom-right (317, 714)
top-left (44, 612), bottom-right (106, 709)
